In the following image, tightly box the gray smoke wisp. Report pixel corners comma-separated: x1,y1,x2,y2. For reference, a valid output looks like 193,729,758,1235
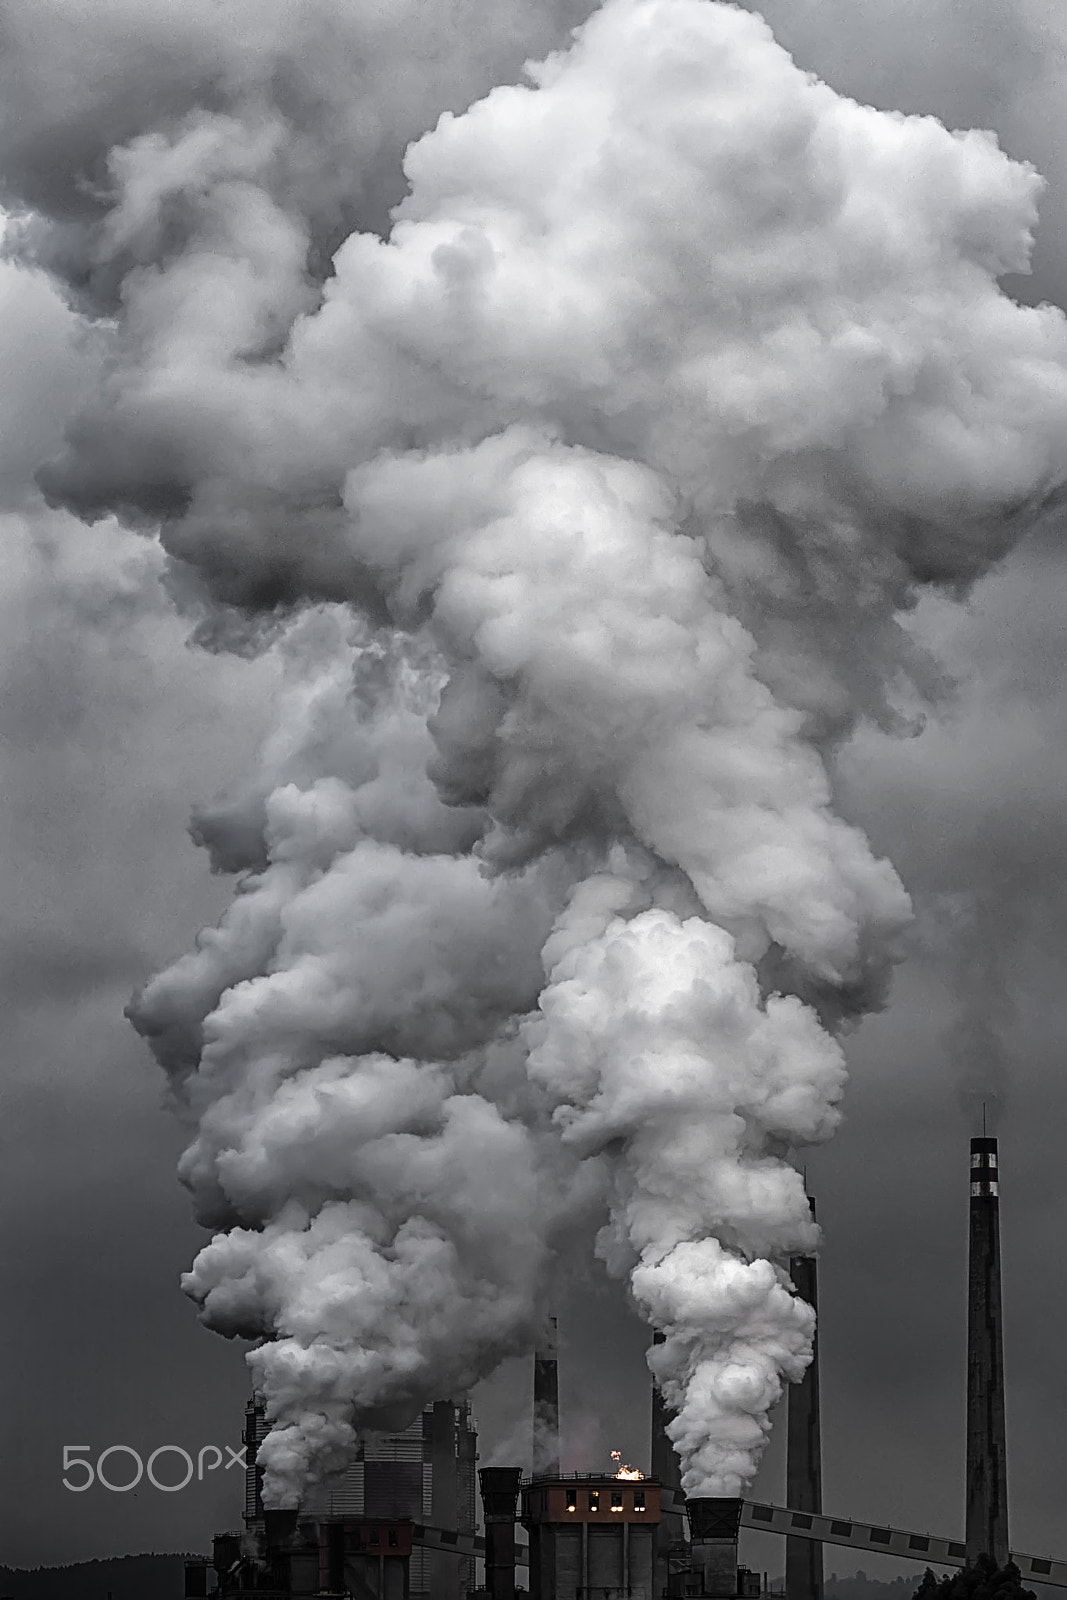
10,0,1067,1506
936,888,1017,1131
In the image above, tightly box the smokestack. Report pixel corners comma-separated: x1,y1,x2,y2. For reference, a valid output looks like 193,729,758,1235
966,1135,1009,1566
533,1314,560,1476
479,1465,522,1600
262,1507,299,1556
650,1330,681,1490
429,1400,461,1600
651,1328,685,1595
686,1496,743,1598
786,1197,823,1600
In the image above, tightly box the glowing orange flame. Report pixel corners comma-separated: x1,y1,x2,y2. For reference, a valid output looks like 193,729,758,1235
610,1450,645,1480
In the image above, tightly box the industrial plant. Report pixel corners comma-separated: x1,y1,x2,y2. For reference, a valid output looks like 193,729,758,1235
183,1138,1062,1600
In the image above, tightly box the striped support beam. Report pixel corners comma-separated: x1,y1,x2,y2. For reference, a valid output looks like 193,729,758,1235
657,1494,1067,1587
742,1502,967,1567
411,1524,531,1567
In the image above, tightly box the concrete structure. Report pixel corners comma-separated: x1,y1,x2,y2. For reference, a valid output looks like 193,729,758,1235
533,1316,561,1478
521,1473,661,1599
966,1135,1010,1566
480,1467,523,1600
651,1329,686,1596
426,1401,477,1600
671,1497,760,1599
786,1198,823,1600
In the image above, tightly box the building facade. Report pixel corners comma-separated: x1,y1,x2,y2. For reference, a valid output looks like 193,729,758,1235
244,1394,477,1600
520,1474,662,1600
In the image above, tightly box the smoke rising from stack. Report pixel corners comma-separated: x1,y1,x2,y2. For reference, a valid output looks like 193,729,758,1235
939,885,1026,1130
8,0,1067,1509
533,1315,561,1477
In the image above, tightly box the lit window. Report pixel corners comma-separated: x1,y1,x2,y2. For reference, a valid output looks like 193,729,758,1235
589,1491,600,1511
634,1489,645,1511
566,1488,577,1512
611,1490,623,1511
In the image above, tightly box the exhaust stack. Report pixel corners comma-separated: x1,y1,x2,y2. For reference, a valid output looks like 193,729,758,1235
480,1466,522,1600
262,1507,299,1559
533,1315,560,1477
686,1496,744,1598
429,1400,462,1600
966,1135,1009,1566
651,1328,685,1595
786,1196,823,1600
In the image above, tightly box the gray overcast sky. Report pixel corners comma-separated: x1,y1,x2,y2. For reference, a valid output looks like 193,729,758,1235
4,0,1067,1571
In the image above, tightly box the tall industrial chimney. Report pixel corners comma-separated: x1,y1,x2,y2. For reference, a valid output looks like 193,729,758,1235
786,1197,823,1600
479,1466,522,1600
966,1136,1009,1566
429,1400,461,1600
651,1328,685,1595
533,1314,560,1476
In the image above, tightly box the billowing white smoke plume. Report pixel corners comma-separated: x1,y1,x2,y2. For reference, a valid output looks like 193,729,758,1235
13,0,1067,1503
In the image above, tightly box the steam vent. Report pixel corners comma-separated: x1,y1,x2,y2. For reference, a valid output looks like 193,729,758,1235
966,1136,1010,1566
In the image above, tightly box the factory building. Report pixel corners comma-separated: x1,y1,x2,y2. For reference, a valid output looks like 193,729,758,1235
520,1470,661,1599
199,1509,416,1598
301,1399,477,1600
213,1395,477,1600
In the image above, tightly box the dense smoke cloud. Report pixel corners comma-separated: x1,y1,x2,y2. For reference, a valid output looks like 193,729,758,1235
9,0,1067,1506
0,0,595,266
740,0,1067,314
